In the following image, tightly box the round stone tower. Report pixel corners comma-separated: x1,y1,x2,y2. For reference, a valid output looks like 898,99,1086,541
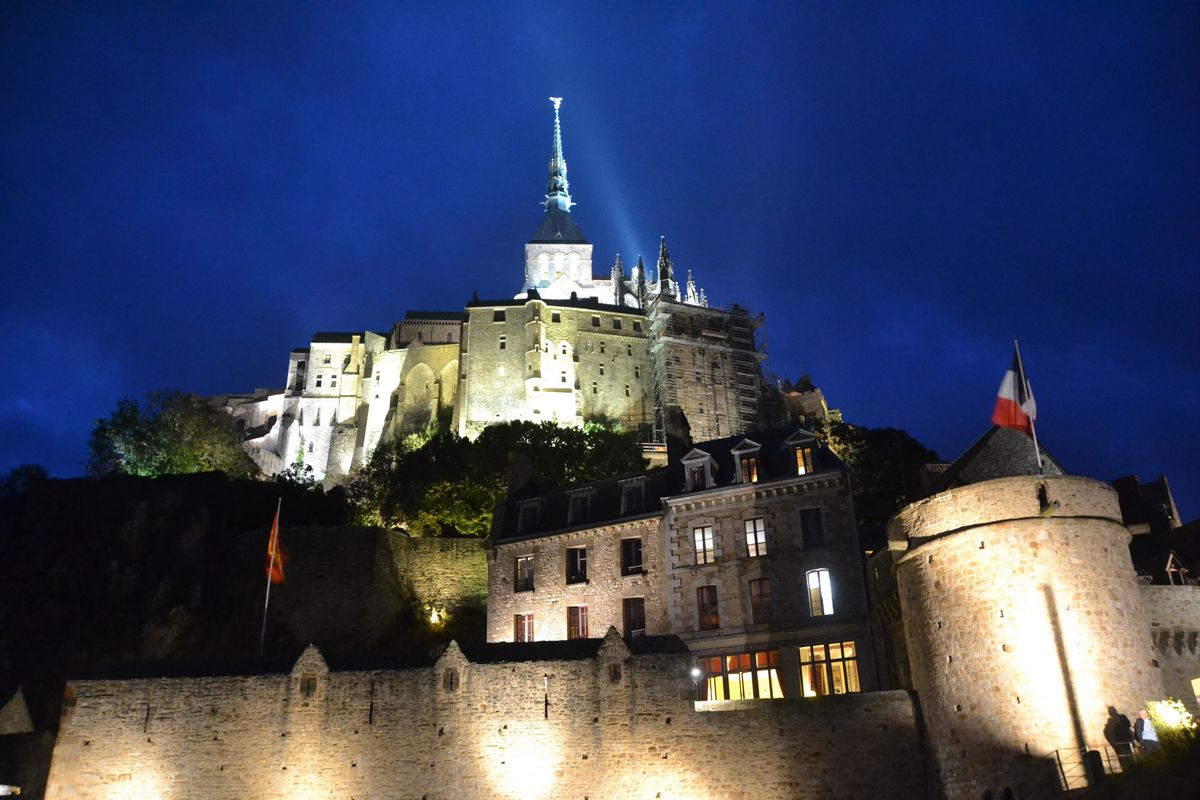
890,474,1163,798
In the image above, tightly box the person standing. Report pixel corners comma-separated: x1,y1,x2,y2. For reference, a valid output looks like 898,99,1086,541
1134,709,1160,754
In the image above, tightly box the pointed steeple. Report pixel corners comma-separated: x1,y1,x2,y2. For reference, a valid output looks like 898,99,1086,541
545,97,572,212
611,254,625,306
657,236,676,299
685,270,699,305
635,255,648,308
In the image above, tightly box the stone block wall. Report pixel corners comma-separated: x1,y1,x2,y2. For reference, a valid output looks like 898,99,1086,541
390,535,488,610
44,641,925,800
1141,584,1200,712
488,517,665,642
891,476,1164,800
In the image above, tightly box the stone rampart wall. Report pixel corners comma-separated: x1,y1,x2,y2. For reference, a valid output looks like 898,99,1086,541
44,646,924,800
1142,584,1200,712
389,535,488,609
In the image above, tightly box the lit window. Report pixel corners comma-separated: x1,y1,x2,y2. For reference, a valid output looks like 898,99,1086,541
493,310,506,322
796,447,815,475
693,526,715,565
613,319,622,330
591,315,600,328
745,518,767,557
739,454,758,484
799,641,861,697
801,509,825,549
499,336,506,350
633,321,642,333
566,546,588,584
807,568,834,617
623,597,646,637
750,578,773,624
696,651,782,701
697,585,719,630
567,493,590,524
514,555,534,592
514,613,534,642
621,538,643,575
567,606,589,639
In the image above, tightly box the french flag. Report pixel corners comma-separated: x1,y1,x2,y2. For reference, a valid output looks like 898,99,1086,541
992,346,1037,435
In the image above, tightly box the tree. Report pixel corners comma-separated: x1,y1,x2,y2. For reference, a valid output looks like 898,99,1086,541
88,390,258,479
0,463,49,498
346,419,645,536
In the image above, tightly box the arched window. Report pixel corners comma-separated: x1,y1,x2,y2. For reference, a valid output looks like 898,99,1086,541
553,252,565,278
806,569,834,617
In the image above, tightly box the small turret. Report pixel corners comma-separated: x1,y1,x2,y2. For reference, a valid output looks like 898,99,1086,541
610,254,626,306
656,236,676,299
635,255,648,308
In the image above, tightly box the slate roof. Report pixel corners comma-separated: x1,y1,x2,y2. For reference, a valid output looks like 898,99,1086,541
923,425,1064,497
311,332,359,344
458,634,688,664
529,206,588,244
494,426,843,544
404,310,467,322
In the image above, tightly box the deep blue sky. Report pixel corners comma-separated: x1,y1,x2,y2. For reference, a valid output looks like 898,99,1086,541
2,2,1197,517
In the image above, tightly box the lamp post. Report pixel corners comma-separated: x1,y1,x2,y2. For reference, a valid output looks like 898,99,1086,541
690,666,702,701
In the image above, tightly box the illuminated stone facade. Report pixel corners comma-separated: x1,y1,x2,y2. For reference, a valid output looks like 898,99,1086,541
886,475,1165,799
488,426,875,701
1142,584,1200,713
43,636,926,800
223,99,769,483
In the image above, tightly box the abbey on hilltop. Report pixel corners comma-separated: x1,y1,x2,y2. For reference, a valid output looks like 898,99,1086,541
222,98,776,482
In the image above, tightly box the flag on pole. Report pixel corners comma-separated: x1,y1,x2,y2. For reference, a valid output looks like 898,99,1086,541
992,345,1037,436
265,505,286,584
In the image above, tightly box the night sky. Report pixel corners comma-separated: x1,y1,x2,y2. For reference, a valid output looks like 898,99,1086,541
2,3,1197,517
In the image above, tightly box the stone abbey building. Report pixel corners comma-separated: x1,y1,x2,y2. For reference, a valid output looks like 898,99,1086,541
223,99,769,482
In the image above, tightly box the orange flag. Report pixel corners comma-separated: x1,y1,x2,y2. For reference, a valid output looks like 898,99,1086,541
265,506,286,584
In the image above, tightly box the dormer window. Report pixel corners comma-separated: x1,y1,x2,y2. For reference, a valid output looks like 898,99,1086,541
682,448,716,491
516,500,542,533
739,454,759,484
689,465,707,490
785,429,819,476
567,490,593,525
620,479,645,514
796,447,815,475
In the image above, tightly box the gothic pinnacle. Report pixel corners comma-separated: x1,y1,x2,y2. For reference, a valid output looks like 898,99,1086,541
545,96,572,212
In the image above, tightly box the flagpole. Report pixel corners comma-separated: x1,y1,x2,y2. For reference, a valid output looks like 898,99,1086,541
1013,339,1044,475
259,497,282,657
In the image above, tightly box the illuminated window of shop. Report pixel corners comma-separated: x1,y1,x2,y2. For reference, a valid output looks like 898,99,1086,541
745,517,767,557
807,568,834,617
696,650,782,701
567,605,589,639
798,641,861,697
693,526,715,565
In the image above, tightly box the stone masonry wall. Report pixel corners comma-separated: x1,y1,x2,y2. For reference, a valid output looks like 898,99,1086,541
1141,584,1200,712
488,517,665,642
44,642,925,800
390,535,488,610
891,476,1164,800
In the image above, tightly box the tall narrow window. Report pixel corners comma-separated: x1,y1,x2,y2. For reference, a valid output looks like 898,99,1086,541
688,465,708,491
599,341,606,354
517,502,540,533
567,606,589,639
634,365,641,379
620,482,643,514
807,568,834,617
599,364,605,376
561,370,567,383
514,613,534,642
566,546,588,584
623,597,646,637
568,493,590,524
592,381,598,394
625,383,630,397
693,526,715,565
795,446,815,475
620,538,643,575
800,509,825,549
697,585,719,630
739,454,759,484
514,555,534,592
799,641,861,697
315,375,323,388
626,343,633,356
745,518,767,557
499,335,506,350
750,578,773,624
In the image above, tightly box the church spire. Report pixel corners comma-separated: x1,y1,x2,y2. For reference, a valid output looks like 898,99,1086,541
657,236,676,299
545,97,573,212
611,253,625,305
